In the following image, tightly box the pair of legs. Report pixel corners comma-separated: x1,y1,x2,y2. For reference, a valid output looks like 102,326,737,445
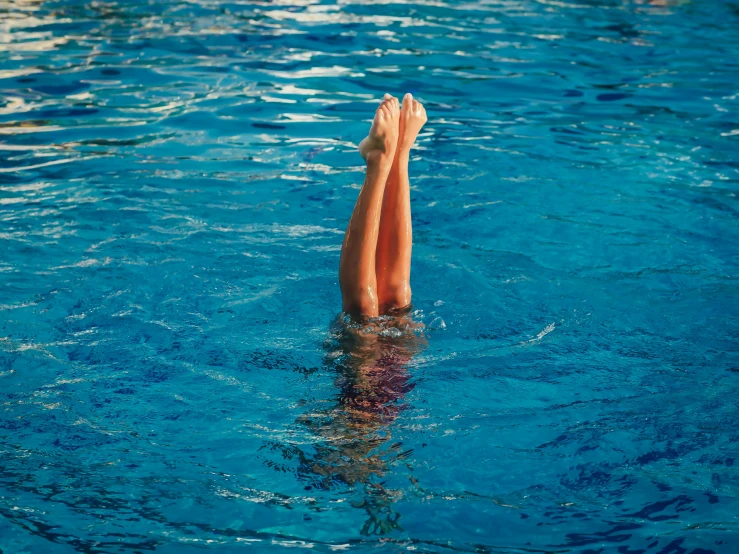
339,93,427,318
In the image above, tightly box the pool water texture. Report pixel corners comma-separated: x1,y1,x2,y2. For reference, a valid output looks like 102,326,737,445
1,0,738,552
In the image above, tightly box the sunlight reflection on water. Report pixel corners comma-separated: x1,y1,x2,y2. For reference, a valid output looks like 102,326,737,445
1,0,738,552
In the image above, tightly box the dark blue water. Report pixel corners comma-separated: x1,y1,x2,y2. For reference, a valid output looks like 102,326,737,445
1,0,739,552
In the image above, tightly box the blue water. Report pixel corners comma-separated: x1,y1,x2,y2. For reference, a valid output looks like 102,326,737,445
1,0,739,552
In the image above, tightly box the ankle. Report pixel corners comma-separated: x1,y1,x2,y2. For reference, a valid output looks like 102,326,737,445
367,150,395,168
391,151,410,171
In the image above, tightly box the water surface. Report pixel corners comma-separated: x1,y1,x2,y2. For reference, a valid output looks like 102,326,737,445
1,0,739,552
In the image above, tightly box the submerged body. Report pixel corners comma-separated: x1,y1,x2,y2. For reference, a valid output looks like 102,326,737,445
339,93,427,318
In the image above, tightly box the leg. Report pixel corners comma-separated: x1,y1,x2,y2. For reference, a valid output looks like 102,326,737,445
376,93,427,313
339,95,400,318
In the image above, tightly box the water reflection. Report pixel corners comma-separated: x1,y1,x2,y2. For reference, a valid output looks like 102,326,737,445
271,313,425,535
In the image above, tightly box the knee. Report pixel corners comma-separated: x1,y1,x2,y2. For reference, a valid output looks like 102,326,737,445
380,282,411,312
342,285,379,318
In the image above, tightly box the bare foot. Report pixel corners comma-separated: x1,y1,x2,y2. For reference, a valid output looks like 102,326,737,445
398,93,427,153
359,95,400,163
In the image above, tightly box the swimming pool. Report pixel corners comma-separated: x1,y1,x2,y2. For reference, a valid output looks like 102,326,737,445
1,0,738,551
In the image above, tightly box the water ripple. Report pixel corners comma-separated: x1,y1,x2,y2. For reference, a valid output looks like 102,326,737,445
1,0,738,552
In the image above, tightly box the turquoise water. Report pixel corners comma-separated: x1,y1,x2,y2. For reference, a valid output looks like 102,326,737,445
2,0,739,552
